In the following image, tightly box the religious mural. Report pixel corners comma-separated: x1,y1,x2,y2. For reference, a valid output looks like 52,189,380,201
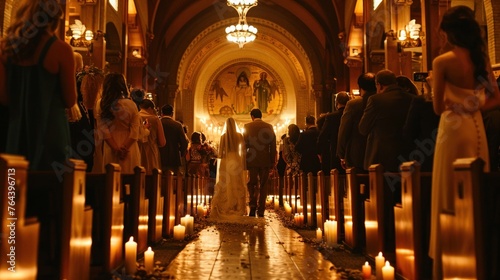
207,64,283,118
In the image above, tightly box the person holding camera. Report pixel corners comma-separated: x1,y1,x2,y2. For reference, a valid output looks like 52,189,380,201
427,6,500,279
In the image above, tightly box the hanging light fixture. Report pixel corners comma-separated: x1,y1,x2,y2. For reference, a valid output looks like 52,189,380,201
225,0,258,48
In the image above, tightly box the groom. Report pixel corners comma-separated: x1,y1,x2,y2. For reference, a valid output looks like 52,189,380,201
243,109,277,217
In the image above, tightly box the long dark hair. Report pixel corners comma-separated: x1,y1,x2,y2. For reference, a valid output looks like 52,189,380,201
439,6,488,83
100,73,128,121
287,124,301,145
0,0,63,59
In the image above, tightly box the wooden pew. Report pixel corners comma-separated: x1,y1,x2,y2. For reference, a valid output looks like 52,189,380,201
0,154,39,279
329,169,345,243
86,163,124,278
394,161,432,280
162,171,176,237
316,171,327,230
364,164,397,262
306,172,317,227
146,168,163,245
299,172,307,223
25,159,92,280
440,157,500,279
175,174,185,225
122,166,149,254
343,167,367,252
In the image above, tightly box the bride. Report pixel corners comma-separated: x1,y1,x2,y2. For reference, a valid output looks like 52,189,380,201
210,117,248,220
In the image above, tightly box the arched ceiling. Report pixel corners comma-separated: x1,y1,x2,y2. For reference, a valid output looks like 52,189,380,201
149,0,347,86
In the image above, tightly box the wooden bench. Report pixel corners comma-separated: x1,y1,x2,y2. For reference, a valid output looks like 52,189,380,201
316,171,327,230
440,157,500,279
146,168,164,245
86,163,124,278
122,166,149,254
329,169,345,243
162,171,176,237
394,161,432,280
306,172,317,227
364,164,397,262
25,159,92,280
0,154,40,279
344,167,367,252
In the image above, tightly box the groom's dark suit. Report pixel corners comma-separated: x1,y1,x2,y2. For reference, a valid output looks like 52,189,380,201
244,118,277,217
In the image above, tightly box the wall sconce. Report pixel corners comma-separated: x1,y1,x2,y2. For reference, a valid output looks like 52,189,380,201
352,89,360,96
352,48,359,56
132,49,142,58
398,19,422,48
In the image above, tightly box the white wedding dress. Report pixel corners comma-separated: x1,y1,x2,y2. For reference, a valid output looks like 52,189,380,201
210,118,249,221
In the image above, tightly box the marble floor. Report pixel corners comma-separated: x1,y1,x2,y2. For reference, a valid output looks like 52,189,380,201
161,212,340,279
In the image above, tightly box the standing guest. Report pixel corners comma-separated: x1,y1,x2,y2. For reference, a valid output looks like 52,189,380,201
318,91,350,174
358,69,414,172
283,123,302,176
243,108,277,217
397,75,419,95
69,53,95,172
0,0,76,171
337,73,377,172
186,132,208,176
295,115,321,175
427,6,500,279
139,99,166,174
276,134,287,206
159,104,189,175
94,73,141,174
403,80,440,172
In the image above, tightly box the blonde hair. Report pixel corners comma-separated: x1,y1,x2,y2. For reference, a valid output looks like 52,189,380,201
1,0,63,58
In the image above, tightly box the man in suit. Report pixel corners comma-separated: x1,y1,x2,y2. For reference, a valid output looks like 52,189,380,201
244,108,277,217
358,69,414,172
295,115,321,175
159,104,189,175
318,91,350,174
337,73,377,172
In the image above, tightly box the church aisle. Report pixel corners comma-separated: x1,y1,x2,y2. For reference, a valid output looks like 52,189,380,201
161,212,339,279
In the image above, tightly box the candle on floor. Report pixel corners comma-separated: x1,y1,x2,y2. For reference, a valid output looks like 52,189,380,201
316,228,322,241
382,261,394,280
362,261,372,279
181,214,194,235
125,236,137,275
173,224,185,240
197,204,204,217
144,246,154,273
375,252,385,280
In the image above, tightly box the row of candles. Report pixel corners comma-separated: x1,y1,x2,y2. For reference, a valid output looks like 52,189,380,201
359,252,395,280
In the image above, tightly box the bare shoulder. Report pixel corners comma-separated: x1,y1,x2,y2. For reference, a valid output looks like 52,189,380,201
49,39,74,58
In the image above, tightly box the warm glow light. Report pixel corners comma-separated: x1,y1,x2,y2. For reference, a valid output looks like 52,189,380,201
85,30,93,41
398,30,407,41
225,0,258,48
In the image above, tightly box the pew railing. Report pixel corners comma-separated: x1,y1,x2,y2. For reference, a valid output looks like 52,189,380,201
0,154,39,279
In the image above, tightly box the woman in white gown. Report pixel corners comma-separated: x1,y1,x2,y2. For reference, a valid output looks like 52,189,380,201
428,6,500,279
210,117,248,220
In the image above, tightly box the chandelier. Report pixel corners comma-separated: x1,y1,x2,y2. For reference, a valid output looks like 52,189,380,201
225,0,258,48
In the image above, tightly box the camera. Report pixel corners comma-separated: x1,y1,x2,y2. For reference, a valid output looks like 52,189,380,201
413,72,429,82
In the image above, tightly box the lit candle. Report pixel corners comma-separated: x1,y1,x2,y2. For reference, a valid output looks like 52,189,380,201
197,205,204,218
125,236,137,275
362,261,372,279
382,261,394,280
173,224,185,240
375,252,385,280
181,215,194,235
144,246,154,273
316,228,322,241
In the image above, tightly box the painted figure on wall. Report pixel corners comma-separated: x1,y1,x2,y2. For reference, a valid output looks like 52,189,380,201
253,72,272,113
232,70,254,114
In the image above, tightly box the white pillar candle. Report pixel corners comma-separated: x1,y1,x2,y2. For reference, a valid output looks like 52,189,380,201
382,261,394,280
197,205,204,217
125,236,137,275
362,261,372,279
375,252,385,280
173,224,185,240
316,228,322,241
186,215,194,235
144,246,154,273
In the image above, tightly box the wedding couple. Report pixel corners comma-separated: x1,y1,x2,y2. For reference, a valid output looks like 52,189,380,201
210,109,277,221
